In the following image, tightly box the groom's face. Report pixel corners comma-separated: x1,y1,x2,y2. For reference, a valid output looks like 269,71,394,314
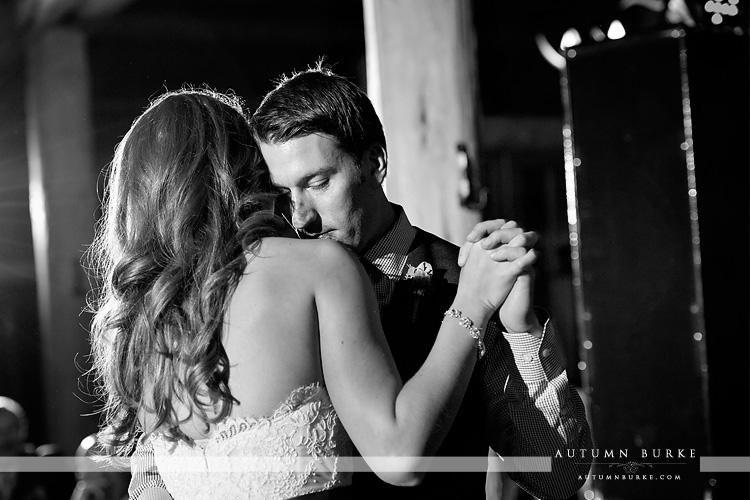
260,133,384,253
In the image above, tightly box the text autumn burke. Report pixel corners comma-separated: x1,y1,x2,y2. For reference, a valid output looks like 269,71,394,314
556,449,697,459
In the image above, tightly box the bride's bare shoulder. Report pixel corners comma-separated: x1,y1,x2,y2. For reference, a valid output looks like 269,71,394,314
250,237,357,274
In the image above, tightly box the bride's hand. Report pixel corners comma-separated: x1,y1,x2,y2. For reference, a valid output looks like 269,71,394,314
455,238,538,317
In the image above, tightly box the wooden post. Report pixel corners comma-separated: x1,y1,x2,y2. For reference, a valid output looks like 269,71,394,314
363,0,482,244
25,26,99,454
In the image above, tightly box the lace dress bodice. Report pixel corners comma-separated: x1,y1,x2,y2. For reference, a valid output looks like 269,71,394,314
148,383,353,500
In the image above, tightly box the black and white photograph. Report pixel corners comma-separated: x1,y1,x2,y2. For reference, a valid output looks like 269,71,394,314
0,1,747,499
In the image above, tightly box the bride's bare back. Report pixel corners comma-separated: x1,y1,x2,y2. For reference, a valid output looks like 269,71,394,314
222,237,345,419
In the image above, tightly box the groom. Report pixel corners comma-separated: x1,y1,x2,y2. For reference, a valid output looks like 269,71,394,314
250,65,592,499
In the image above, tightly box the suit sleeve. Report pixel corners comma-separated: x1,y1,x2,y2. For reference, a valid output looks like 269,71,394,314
481,314,593,500
128,434,172,500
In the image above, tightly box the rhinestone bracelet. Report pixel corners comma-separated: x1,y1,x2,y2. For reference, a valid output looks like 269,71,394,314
443,309,486,359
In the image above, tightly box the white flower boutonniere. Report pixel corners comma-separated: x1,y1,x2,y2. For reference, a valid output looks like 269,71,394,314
404,262,433,296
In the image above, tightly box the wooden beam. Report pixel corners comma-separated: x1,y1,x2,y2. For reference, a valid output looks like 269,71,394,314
364,0,483,244
26,26,99,453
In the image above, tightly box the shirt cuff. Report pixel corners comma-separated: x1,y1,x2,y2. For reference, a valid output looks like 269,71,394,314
503,319,564,383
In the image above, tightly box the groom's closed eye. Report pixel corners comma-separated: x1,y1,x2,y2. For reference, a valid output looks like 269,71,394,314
307,177,330,190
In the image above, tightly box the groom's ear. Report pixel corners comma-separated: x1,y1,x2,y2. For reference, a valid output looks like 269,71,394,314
361,143,387,186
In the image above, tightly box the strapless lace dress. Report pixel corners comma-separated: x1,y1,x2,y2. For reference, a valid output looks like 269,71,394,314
148,383,353,500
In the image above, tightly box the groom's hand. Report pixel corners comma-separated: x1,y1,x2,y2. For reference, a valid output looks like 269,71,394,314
458,219,543,337
458,219,539,267
499,267,542,336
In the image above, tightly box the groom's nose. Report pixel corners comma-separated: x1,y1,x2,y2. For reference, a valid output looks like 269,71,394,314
291,193,316,231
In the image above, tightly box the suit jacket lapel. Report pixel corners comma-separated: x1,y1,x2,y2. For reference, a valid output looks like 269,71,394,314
381,231,456,379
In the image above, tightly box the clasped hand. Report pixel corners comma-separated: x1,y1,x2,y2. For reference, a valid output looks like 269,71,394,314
458,220,543,337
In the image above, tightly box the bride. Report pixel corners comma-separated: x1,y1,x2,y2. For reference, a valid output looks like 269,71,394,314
88,88,537,500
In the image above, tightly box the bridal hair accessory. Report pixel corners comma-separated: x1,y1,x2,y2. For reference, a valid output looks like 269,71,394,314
443,309,486,359
404,262,433,296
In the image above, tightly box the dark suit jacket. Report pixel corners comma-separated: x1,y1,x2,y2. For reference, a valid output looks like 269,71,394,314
347,226,592,500
352,227,492,499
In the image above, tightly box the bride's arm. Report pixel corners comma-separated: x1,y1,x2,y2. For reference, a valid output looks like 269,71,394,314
314,239,535,486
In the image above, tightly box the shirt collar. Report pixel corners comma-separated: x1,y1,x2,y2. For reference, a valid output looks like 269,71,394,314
362,204,417,279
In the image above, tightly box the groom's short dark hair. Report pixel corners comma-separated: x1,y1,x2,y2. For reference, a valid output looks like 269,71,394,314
250,63,386,161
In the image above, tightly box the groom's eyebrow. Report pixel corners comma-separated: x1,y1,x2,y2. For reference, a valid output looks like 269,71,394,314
304,166,336,181
273,167,337,190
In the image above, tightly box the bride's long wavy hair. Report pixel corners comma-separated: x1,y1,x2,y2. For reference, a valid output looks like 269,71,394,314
87,88,285,453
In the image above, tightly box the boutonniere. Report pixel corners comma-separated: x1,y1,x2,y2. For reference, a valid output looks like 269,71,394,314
404,262,433,296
